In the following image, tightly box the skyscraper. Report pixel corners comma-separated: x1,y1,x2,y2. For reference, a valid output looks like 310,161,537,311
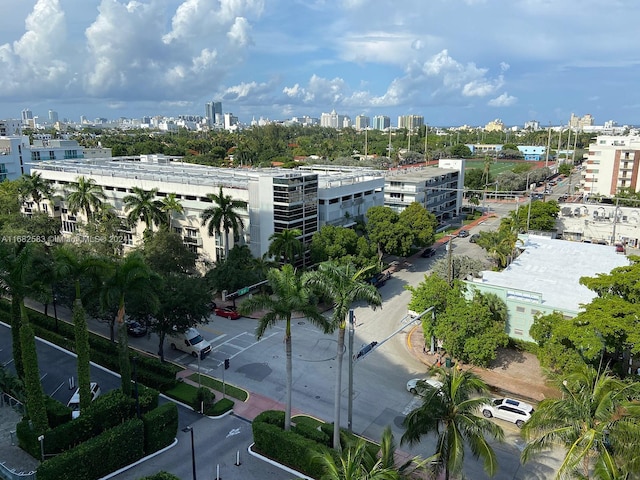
205,101,223,126
48,110,59,123
21,109,33,127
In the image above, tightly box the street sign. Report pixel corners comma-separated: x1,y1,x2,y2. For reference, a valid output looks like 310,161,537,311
237,287,250,296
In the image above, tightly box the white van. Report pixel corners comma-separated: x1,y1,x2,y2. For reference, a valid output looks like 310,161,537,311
68,382,101,419
167,327,212,359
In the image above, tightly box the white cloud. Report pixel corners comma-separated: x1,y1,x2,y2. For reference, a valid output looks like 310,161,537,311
488,92,517,107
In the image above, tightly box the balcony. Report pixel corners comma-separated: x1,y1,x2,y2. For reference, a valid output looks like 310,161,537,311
183,236,203,246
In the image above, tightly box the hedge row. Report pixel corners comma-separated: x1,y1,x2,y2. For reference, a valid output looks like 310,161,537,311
36,418,145,480
252,410,337,479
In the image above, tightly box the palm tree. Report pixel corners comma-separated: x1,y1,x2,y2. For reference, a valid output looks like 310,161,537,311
123,187,164,235
99,252,156,395
19,172,55,212
54,246,105,411
305,261,382,450
160,193,184,230
65,176,107,220
521,364,640,480
312,427,431,480
238,264,330,430
401,367,504,480
200,186,246,259
267,228,304,265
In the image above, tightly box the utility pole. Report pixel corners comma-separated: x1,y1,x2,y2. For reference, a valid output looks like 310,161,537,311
424,124,428,162
545,123,552,168
347,309,355,432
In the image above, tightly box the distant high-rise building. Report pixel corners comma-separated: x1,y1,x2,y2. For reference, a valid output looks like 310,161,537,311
205,101,223,126
397,115,424,130
321,109,349,129
484,119,505,132
355,115,370,131
569,113,594,129
224,112,238,130
80,115,87,124
373,115,390,131
21,109,33,127
48,110,58,123
524,120,540,130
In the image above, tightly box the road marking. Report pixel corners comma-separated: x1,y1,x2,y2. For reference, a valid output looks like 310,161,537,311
226,427,241,438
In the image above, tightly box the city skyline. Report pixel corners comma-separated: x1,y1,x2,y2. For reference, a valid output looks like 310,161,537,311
2,1,640,126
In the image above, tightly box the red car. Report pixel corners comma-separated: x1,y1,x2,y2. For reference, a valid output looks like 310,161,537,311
214,306,241,320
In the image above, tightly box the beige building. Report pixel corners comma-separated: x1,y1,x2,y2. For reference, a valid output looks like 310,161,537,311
484,119,505,132
581,135,640,197
570,113,595,129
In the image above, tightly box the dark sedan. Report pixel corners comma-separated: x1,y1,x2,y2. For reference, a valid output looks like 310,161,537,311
457,229,470,238
420,247,436,258
126,320,147,337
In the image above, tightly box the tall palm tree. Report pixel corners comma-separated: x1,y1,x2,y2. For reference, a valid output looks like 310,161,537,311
65,176,107,220
305,261,382,450
123,187,164,235
267,228,304,265
160,193,184,230
19,172,55,212
99,252,156,395
54,246,105,411
238,264,330,430
200,186,246,259
401,367,504,480
521,365,640,480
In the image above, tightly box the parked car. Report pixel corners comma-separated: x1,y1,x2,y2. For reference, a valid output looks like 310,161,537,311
469,234,480,243
67,382,101,419
480,397,533,428
368,272,391,288
420,247,436,258
406,377,443,396
355,341,378,360
126,320,147,337
615,244,626,253
214,306,241,320
457,229,470,238
167,327,212,358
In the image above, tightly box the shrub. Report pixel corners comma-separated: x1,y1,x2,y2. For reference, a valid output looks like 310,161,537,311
45,395,71,429
143,402,178,455
206,397,234,416
194,387,214,412
36,419,144,480
139,473,181,480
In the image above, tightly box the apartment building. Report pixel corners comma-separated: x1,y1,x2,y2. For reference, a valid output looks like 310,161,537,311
31,157,389,263
383,159,465,223
0,136,29,181
581,135,640,197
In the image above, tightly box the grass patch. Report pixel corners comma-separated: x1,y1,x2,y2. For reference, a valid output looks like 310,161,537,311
164,382,198,405
187,373,248,401
465,159,518,176
292,415,324,429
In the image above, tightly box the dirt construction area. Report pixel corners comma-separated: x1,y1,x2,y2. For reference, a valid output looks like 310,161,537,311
408,326,560,403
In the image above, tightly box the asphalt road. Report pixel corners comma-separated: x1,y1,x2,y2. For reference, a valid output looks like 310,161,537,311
12,203,564,479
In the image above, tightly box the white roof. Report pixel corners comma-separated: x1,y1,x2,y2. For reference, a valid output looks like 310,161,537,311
475,235,630,313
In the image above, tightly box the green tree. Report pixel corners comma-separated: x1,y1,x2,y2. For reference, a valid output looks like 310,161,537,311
0,242,49,432
54,246,105,411
200,186,246,259
305,261,382,450
366,206,414,264
238,264,330,430
401,368,504,480
464,168,488,191
141,229,197,276
76,203,124,257
65,176,107,220
450,144,472,158
398,202,438,247
123,187,164,235
19,172,55,212
159,193,184,230
267,228,304,265
558,163,573,176
100,252,156,395
431,255,486,282
521,365,640,479
205,245,266,295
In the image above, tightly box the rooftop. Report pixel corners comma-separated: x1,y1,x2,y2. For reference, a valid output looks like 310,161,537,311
473,235,630,313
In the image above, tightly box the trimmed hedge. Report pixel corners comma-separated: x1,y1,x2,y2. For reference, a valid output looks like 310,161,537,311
206,397,234,416
143,402,178,455
36,418,145,480
44,395,71,429
139,473,181,480
252,411,337,478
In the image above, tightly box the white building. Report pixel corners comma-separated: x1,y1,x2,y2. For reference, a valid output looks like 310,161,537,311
0,119,22,136
465,235,630,342
383,159,465,223
31,157,388,263
581,135,640,198
0,136,30,180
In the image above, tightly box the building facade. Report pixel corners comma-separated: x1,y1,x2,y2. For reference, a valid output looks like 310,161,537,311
581,135,640,198
397,115,424,130
465,235,629,342
383,159,465,222
372,115,390,131
355,115,370,131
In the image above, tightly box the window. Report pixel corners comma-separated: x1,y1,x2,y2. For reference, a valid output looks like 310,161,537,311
516,306,525,313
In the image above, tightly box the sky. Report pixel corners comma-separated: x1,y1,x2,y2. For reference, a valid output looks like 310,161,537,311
2,0,640,128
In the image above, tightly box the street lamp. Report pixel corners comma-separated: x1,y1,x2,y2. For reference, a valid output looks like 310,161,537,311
182,426,197,480
38,435,45,462
347,309,355,433
132,356,141,419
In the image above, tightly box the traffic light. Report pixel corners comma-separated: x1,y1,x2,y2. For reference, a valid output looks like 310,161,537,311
224,358,230,370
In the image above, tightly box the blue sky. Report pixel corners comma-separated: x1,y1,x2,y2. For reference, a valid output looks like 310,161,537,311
2,0,640,127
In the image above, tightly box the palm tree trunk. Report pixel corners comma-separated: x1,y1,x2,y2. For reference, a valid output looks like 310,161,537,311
333,324,346,450
284,332,293,431
117,300,132,396
224,230,230,259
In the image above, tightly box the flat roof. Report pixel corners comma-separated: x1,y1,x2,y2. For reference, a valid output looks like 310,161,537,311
474,235,630,312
